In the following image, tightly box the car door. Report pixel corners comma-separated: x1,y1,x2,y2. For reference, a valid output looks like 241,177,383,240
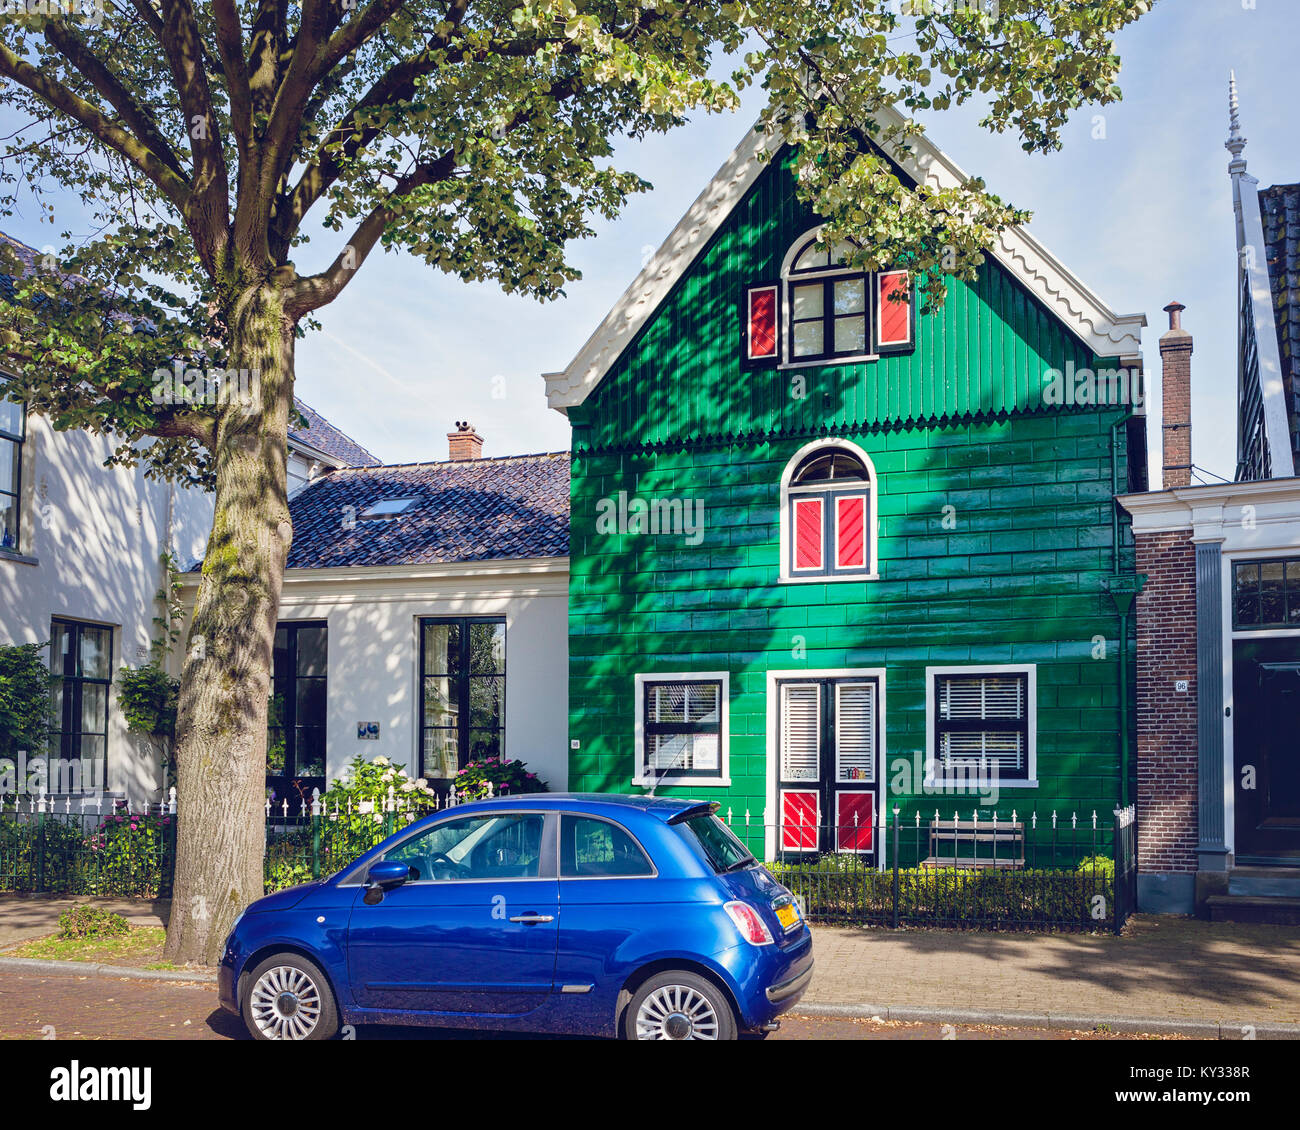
346,810,558,1015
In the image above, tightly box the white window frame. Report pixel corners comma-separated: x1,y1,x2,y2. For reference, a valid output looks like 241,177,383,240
779,438,880,584
924,664,1039,789
633,671,730,788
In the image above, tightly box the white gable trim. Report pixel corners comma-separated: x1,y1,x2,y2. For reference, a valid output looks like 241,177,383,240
544,107,1146,412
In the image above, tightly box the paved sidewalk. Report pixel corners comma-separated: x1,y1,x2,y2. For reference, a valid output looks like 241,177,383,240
3,897,1298,1031
805,916,1300,1029
0,894,169,947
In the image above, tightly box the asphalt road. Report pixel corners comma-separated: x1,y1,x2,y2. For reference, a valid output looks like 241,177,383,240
0,970,1173,1041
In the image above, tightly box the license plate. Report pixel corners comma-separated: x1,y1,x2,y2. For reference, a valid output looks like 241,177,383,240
775,902,800,931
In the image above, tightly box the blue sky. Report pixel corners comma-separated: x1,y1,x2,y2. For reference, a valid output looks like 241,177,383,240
3,0,1295,482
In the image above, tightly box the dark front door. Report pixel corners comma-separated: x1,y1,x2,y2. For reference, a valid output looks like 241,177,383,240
1234,639,1300,863
775,678,878,857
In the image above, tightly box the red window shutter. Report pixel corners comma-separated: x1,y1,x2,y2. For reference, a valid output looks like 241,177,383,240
877,271,911,347
792,497,824,570
747,286,778,359
781,789,820,852
835,495,867,569
835,791,874,853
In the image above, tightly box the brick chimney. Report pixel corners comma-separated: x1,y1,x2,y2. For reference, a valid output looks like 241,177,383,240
447,420,484,461
1159,302,1193,490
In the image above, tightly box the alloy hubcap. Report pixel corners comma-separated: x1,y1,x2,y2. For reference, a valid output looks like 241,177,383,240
635,985,720,1040
250,966,322,1040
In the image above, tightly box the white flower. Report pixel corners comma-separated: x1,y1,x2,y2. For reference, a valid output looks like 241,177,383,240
415,778,428,788
372,756,390,767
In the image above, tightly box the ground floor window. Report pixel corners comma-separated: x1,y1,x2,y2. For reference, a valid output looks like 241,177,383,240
267,621,328,802
420,617,505,782
925,665,1036,787
633,672,729,788
48,618,112,793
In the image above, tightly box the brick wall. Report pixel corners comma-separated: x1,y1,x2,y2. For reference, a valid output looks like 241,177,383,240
1134,529,1198,872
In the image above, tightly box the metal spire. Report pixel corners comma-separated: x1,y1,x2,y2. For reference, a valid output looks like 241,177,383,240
1226,70,1247,166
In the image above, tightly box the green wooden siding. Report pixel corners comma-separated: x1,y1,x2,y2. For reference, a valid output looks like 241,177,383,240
564,147,1140,860
570,150,1119,453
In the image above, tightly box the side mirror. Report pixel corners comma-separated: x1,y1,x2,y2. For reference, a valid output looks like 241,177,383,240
365,860,411,892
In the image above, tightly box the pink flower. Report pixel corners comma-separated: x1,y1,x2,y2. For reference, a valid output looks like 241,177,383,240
130,823,138,831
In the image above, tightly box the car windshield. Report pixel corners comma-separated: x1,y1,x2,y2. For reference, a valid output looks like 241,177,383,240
678,813,755,873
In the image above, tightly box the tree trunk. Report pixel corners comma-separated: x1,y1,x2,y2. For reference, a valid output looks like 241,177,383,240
163,283,294,966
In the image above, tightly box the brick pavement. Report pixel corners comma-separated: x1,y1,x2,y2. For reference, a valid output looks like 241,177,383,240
803,916,1300,1027
3,896,1298,1030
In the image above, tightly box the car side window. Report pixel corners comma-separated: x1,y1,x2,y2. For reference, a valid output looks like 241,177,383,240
560,815,654,878
386,813,544,882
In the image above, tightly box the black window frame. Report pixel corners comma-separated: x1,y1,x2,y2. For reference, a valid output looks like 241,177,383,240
48,618,113,789
1233,557,1300,630
787,271,871,364
266,620,329,801
639,678,724,783
0,387,26,553
931,670,1032,783
419,616,506,782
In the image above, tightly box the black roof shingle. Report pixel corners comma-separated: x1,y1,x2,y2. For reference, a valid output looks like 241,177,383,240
285,452,570,569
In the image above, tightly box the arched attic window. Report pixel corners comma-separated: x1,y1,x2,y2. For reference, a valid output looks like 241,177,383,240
743,230,915,367
780,441,878,582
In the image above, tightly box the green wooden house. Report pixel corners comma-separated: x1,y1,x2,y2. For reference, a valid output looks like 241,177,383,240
543,109,1150,866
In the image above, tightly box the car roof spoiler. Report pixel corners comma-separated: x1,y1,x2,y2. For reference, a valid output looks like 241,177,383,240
665,801,720,825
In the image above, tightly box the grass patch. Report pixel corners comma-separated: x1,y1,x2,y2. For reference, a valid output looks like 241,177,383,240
4,925,173,969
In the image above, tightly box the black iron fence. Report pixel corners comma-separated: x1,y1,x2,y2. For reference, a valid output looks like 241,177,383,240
719,805,1138,934
1,792,1139,934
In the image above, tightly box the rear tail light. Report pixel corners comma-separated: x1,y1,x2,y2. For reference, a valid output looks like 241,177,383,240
724,901,774,946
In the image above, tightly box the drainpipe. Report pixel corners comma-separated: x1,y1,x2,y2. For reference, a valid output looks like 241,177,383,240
1107,413,1146,812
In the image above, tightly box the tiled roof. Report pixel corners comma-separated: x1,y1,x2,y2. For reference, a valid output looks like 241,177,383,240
291,398,381,467
1260,182,1300,464
285,452,570,569
0,231,41,301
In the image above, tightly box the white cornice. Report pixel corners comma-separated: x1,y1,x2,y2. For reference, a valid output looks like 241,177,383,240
177,555,569,592
543,108,1147,412
1118,478,1300,537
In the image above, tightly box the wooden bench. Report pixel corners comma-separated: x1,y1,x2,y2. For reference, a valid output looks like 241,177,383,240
921,819,1025,870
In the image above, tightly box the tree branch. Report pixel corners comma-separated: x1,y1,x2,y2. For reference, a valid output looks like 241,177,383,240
211,0,253,161
41,21,188,181
284,148,456,316
157,0,231,272
0,42,191,211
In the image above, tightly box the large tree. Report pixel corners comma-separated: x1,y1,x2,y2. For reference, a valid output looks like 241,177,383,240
0,0,1151,962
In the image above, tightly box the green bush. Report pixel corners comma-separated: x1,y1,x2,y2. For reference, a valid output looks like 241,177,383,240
767,860,1115,929
1076,854,1115,879
58,903,130,939
116,661,179,739
454,756,548,800
0,642,53,760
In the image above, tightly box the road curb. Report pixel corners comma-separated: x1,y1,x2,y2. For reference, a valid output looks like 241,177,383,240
793,1001,1300,1040
0,955,217,984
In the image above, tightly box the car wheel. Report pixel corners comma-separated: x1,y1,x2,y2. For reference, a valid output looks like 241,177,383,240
242,954,339,1041
625,971,738,1041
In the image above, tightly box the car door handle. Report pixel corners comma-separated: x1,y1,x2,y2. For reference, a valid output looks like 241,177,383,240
508,913,554,924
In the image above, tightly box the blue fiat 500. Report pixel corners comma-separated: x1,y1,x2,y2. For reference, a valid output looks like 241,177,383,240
219,794,814,1040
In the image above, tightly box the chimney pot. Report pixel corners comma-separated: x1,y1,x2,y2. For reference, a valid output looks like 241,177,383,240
447,422,484,461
